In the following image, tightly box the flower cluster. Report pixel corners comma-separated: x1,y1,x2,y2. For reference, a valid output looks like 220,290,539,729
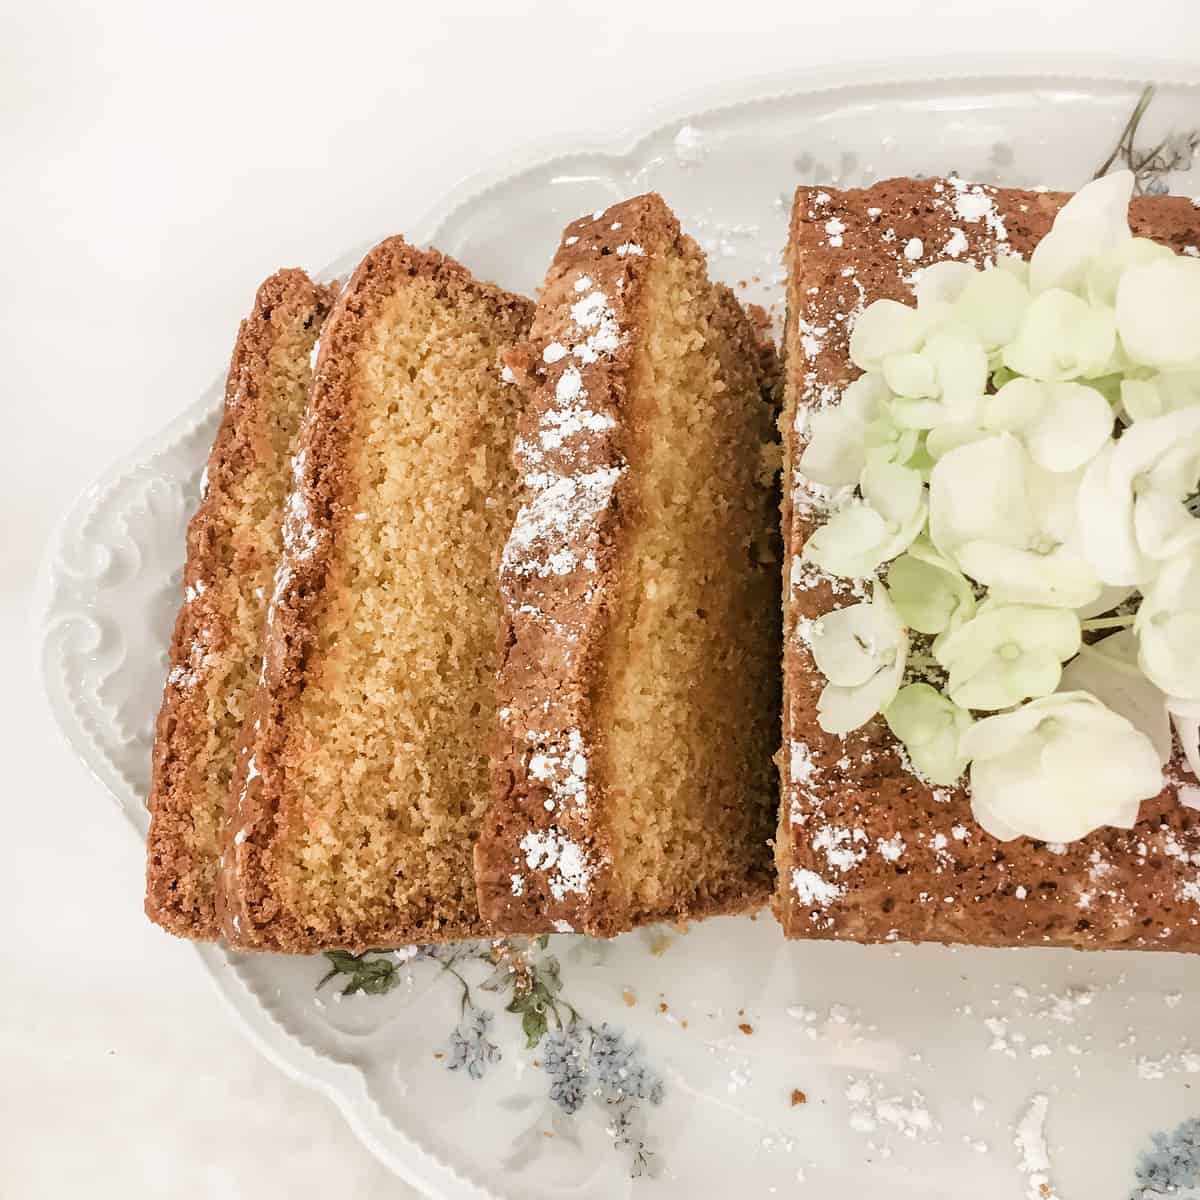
539,1022,664,1176
541,1025,590,1113
316,940,667,1180
448,1007,502,1080
800,169,1200,843
1132,1114,1200,1197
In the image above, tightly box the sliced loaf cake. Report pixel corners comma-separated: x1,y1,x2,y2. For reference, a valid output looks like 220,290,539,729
475,194,782,937
146,269,336,939
220,238,533,951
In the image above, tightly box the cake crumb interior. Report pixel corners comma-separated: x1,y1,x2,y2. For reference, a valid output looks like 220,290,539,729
277,281,525,940
601,246,781,921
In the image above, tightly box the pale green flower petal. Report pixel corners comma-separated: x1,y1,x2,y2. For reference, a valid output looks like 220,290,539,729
929,435,1099,607
1120,377,1164,423
818,666,901,737
1079,409,1200,579
925,422,989,461
1085,236,1175,307
802,502,889,579
1157,371,1200,414
1134,489,1200,561
1117,256,1200,370
935,603,1080,711
884,352,938,398
962,691,1161,843
983,377,1046,433
1022,382,1114,473
1003,290,1116,382
1136,550,1200,701
885,683,973,785
887,538,976,635
1028,170,1133,294
956,540,1100,610
811,601,889,688
1076,583,1135,619
1077,440,1149,586
849,299,923,372
1059,629,1173,764
915,261,977,307
956,268,1031,355
929,433,1031,563
994,252,1030,284
815,586,908,735
798,373,889,487
1173,713,1200,781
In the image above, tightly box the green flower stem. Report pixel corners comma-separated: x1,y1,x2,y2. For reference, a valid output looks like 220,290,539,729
1081,614,1136,632
1093,84,1154,181
436,958,475,1015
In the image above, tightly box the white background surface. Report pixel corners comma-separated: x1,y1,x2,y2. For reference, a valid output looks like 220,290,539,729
5,2,1200,1196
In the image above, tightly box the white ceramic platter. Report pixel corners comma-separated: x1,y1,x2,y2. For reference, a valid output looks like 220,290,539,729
40,60,1200,1200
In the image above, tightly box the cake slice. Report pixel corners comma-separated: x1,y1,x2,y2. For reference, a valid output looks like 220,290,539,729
474,194,782,937
145,269,337,939
777,177,1200,949
219,238,533,952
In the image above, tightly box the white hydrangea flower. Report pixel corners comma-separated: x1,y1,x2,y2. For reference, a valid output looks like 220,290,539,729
1116,256,1200,370
962,692,1163,843
813,585,908,735
933,601,1081,711
1002,289,1117,382
1077,408,1200,584
886,538,976,635
982,377,1114,473
1135,550,1200,702
929,433,1100,609
1028,169,1133,294
885,683,973,786
1058,629,1173,764
803,461,927,579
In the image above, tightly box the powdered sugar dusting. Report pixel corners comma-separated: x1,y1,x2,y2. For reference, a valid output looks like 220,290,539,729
526,728,590,814
266,444,323,630
845,1075,937,1144
813,825,868,874
673,124,707,166
503,468,622,582
500,231,638,913
519,829,593,901
1014,1094,1059,1200
791,868,845,912
949,177,1009,243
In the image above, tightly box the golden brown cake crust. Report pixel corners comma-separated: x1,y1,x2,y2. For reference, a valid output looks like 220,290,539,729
475,195,781,937
145,269,336,940
218,238,533,953
776,177,1200,949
